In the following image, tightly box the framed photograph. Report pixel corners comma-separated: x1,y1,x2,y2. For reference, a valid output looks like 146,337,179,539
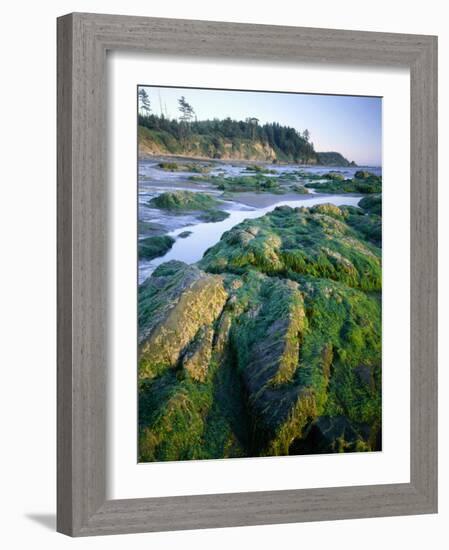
57,13,438,536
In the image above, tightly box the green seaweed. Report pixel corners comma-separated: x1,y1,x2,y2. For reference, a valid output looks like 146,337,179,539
138,202,382,460
138,235,175,260
306,172,381,194
149,190,221,211
190,173,282,193
157,161,211,173
149,191,229,222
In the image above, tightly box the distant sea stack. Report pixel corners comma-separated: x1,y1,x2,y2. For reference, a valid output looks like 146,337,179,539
316,151,357,167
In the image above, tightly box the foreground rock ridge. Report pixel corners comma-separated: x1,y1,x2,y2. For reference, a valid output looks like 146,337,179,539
138,201,382,461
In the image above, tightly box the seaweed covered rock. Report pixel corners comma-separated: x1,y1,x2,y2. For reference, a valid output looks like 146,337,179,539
138,235,175,260
138,261,228,380
290,184,310,194
198,209,229,222
157,161,211,173
359,194,382,215
138,203,382,461
228,273,311,454
245,164,276,174
149,190,230,223
199,205,381,292
190,173,281,193
290,416,372,454
305,171,381,194
340,197,382,246
354,170,371,179
149,190,221,211
139,373,215,462
323,172,345,181
222,269,381,456
181,326,214,382
138,297,247,461
231,275,305,391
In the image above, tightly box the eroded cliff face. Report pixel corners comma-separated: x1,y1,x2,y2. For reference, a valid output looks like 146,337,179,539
138,203,382,462
138,126,322,164
138,130,278,161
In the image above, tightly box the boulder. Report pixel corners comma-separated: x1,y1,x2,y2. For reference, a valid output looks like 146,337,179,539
138,261,228,380
138,201,382,461
138,235,175,260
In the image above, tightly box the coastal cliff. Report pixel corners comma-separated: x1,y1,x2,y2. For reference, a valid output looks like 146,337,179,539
138,117,356,166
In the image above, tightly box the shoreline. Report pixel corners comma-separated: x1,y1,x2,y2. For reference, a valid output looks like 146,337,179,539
139,192,363,284
140,178,363,209
221,190,362,208
140,179,363,209
138,157,378,282
138,153,373,169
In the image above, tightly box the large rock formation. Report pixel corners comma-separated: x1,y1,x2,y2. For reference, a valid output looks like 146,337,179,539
138,205,382,461
138,261,228,380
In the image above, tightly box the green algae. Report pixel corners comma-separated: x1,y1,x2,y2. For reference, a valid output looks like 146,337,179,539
198,210,230,222
190,173,282,193
306,172,381,194
157,161,211,173
148,190,230,223
149,190,221,211
199,204,381,292
359,194,382,215
138,202,382,460
138,235,175,260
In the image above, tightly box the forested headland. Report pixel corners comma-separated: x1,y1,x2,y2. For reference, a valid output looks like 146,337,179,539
138,91,356,165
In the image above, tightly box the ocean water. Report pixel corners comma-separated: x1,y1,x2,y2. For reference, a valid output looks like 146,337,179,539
138,160,378,284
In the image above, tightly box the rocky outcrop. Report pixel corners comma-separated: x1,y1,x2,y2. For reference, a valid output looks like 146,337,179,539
138,205,382,461
306,171,381,194
138,235,175,260
316,151,355,166
359,194,382,215
199,204,381,292
149,191,230,223
138,261,228,380
230,276,307,435
149,190,220,211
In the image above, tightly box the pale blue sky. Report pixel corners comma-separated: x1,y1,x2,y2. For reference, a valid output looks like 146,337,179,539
139,86,382,166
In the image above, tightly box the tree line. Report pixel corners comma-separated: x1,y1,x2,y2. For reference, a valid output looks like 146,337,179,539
138,88,316,162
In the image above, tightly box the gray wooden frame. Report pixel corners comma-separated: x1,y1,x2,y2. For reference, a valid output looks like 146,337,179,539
57,12,438,537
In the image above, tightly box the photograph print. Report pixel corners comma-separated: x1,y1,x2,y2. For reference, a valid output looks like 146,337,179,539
137,86,382,462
